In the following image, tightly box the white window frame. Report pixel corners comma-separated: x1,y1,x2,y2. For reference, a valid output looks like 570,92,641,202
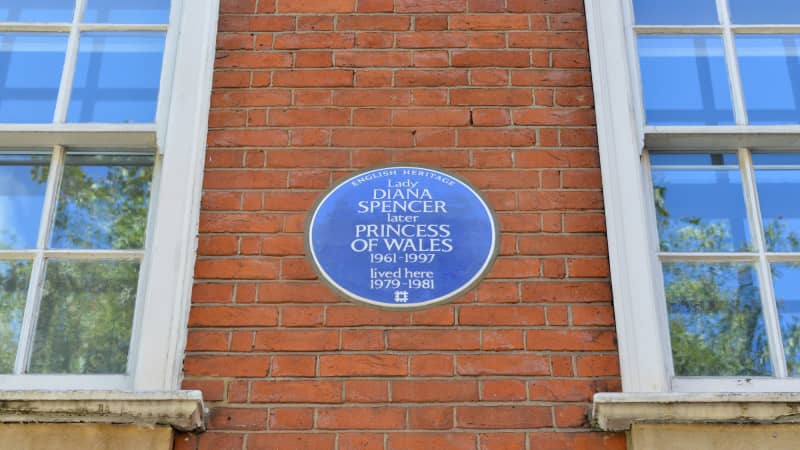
585,0,800,393
0,0,219,391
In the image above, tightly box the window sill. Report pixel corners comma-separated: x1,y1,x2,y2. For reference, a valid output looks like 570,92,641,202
593,392,800,431
0,390,205,432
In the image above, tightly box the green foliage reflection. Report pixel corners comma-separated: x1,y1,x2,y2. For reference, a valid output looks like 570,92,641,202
0,154,152,374
665,261,771,376
48,155,153,250
0,261,31,373
29,260,138,374
657,181,800,377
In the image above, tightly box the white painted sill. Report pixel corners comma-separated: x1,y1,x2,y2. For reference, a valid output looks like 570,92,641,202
0,390,205,432
593,393,800,432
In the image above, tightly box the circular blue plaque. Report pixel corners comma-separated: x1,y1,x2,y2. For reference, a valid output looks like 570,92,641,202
306,166,498,310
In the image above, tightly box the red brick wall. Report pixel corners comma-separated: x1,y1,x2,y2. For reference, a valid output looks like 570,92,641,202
176,0,624,448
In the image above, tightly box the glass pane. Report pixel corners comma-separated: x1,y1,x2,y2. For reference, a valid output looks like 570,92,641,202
736,35,800,125
752,153,800,165
51,154,153,250
633,0,717,25
0,0,74,22
67,32,165,123
754,158,800,252
650,152,738,166
651,157,751,252
0,154,50,249
772,263,800,376
0,33,68,123
664,262,771,376
0,260,31,373
638,35,735,125
729,0,800,24
29,259,139,374
84,0,170,24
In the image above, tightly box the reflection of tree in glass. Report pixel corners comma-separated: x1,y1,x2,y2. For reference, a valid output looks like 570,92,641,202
665,261,770,376
42,156,152,249
657,183,800,376
764,218,800,252
764,218,800,376
0,261,31,373
0,157,153,374
0,159,49,249
29,260,138,374
770,262,800,376
653,181,753,252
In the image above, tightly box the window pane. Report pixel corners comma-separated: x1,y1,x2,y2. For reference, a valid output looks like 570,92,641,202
84,0,170,24
772,263,800,376
0,260,31,373
737,35,800,125
29,259,138,374
638,35,734,125
651,158,751,252
729,0,800,24
752,153,800,165
0,0,74,22
650,152,738,166
67,32,165,123
50,154,153,250
0,33,68,123
754,158,800,252
633,0,717,25
0,154,50,249
664,262,771,376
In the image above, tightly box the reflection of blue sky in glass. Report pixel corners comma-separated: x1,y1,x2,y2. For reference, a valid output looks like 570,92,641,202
771,263,800,375
633,0,717,25
0,260,31,373
67,32,165,123
651,154,750,252
0,0,171,24
753,153,800,165
0,155,49,249
0,33,67,123
84,0,170,24
737,35,800,125
50,154,153,250
729,0,800,25
638,35,734,125
650,153,739,166
0,0,74,22
663,262,771,376
754,159,800,251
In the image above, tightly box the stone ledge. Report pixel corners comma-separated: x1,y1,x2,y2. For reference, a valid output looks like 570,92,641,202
593,392,800,432
0,390,205,432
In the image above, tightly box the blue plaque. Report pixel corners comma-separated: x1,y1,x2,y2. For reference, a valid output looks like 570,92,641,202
306,166,498,310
